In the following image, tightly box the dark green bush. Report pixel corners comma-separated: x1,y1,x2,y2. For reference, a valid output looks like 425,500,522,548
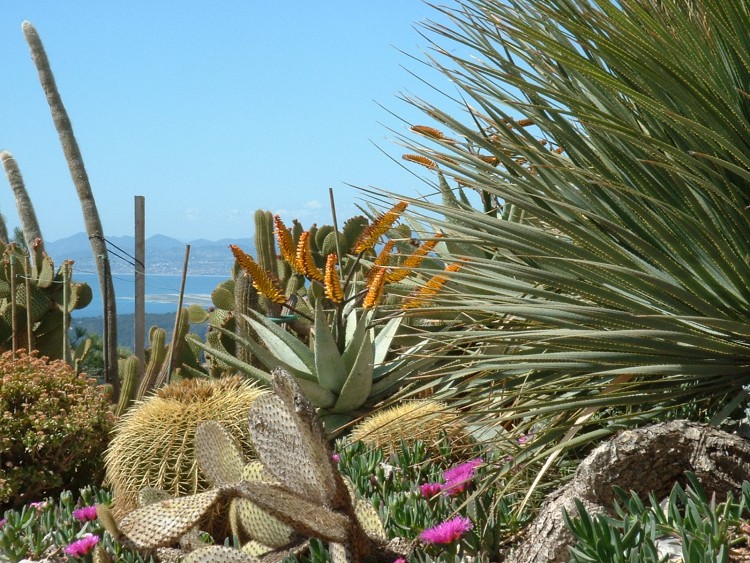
0,350,113,510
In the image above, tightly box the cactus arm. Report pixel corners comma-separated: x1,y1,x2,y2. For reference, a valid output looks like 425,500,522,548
115,356,138,416
1,151,44,258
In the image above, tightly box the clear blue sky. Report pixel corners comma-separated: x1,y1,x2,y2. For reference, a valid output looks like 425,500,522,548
0,2,454,242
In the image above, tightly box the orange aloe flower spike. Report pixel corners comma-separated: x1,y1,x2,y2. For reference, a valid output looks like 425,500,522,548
385,234,443,284
296,231,324,282
363,268,387,310
274,215,297,268
353,201,408,254
324,253,344,303
230,244,286,304
402,260,464,309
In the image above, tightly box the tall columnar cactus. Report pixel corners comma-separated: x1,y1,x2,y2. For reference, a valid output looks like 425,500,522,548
23,21,119,399
0,151,44,263
98,369,406,562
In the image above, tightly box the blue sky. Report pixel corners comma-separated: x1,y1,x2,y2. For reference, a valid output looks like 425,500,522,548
0,2,454,242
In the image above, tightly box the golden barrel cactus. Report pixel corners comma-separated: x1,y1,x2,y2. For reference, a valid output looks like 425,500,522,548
348,400,471,454
104,376,265,518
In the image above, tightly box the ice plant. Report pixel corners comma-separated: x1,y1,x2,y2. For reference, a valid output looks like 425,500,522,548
420,482,443,498
420,515,473,544
443,458,482,496
64,533,100,557
72,505,98,522
0,517,6,528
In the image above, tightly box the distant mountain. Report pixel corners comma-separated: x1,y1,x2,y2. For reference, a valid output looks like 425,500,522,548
45,233,254,276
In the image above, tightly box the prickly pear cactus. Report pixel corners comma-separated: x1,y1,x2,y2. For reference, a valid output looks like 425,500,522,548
0,243,92,359
106,368,407,562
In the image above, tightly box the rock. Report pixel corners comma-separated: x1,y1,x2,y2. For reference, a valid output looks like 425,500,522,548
508,420,750,562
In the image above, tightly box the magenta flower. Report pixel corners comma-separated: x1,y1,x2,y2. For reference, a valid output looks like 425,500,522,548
28,501,46,511
442,458,482,495
420,515,474,544
0,517,6,528
518,432,535,444
72,505,98,522
331,454,341,463
420,482,443,498
64,534,100,557
393,559,407,563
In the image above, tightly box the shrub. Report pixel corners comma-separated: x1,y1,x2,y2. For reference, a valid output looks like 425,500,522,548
0,350,114,510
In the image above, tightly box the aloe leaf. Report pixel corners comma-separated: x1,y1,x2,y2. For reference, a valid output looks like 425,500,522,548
332,330,374,413
242,310,314,374
187,334,273,385
313,301,348,392
209,324,315,382
341,309,370,373
372,316,402,367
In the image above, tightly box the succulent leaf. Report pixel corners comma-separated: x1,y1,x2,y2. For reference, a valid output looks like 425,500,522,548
118,488,226,549
194,421,245,486
236,481,350,543
313,301,347,392
332,330,374,413
182,546,259,563
242,309,314,373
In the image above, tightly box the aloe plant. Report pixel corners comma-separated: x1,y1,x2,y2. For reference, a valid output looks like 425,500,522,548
189,207,450,429
191,303,435,431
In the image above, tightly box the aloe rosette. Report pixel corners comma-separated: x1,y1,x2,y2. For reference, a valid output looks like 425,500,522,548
190,302,434,430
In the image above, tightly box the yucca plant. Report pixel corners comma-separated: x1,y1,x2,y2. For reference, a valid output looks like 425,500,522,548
387,0,750,503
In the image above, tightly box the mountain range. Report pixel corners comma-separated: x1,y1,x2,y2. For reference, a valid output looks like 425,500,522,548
45,233,255,276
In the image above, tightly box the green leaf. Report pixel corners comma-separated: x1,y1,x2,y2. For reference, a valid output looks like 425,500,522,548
313,301,348,392
242,309,314,374
332,330,374,413
341,308,370,373
372,316,402,367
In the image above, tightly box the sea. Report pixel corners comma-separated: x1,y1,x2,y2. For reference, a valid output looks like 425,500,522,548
71,273,229,318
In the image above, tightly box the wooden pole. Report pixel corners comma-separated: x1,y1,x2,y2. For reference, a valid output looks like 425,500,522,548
62,261,70,362
101,254,109,380
134,196,146,389
10,257,16,357
23,253,32,353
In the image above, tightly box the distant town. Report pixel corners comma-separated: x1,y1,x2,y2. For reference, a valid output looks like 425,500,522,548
45,232,254,276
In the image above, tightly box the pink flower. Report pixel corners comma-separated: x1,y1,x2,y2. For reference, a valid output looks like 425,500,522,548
442,458,482,495
64,534,100,557
394,559,407,563
0,517,6,528
72,505,98,522
28,501,46,511
331,454,341,463
420,482,443,498
420,515,473,544
518,432,534,444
